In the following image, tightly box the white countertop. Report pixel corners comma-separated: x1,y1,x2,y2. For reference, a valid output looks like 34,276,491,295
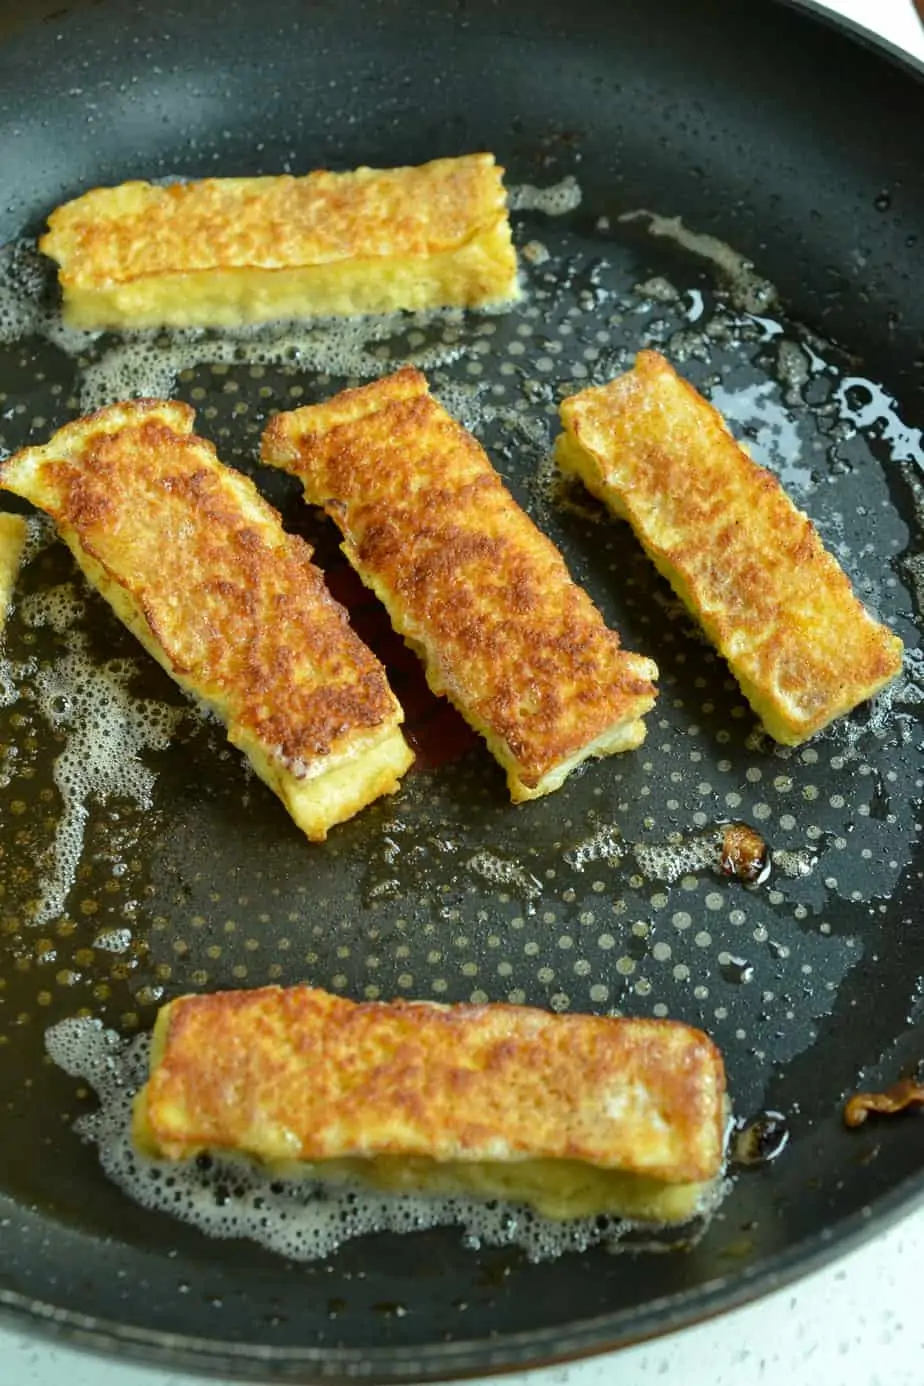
4,2,924,1384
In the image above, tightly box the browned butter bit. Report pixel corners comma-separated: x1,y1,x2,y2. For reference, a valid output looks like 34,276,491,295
720,822,771,885
731,1110,790,1166
843,1077,924,1128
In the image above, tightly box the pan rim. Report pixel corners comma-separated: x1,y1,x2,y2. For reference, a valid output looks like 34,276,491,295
779,0,924,77
0,0,923,1379
1,1171,922,1380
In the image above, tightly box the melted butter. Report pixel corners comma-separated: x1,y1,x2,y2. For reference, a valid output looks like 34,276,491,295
465,850,543,908
566,821,779,888
507,178,582,215
29,630,183,925
708,378,811,493
77,312,470,413
834,376,923,466
618,210,778,315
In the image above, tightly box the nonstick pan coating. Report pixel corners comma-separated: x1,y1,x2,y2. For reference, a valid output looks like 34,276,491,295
0,0,923,1379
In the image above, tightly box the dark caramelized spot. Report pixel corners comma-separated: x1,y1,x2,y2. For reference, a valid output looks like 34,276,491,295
843,1076,924,1128
732,1111,790,1166
720,822,770,885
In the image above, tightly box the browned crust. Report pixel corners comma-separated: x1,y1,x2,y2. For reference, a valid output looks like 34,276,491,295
0,399,403,768
262,368,658,791
558,351,903,743
140,985,727,1183
41,155,512,288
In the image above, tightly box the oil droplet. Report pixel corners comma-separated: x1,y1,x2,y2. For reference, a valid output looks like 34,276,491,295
732,1111,791,1166
719,954,755,985
873,191,892,212
373,1301,408,1319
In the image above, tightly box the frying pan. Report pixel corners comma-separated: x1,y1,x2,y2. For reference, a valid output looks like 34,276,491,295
1,0,923,1379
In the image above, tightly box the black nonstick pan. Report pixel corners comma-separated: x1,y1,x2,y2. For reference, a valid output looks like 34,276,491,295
1,0,923,1379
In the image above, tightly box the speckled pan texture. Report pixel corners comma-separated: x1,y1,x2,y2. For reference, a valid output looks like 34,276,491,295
0,0,923,1380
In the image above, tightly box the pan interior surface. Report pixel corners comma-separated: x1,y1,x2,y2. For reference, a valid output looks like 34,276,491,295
0,0,923,1378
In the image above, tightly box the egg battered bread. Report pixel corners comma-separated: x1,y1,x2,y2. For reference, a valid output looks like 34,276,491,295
557,351,903,745
262,368,658,802
133,984,727,1223
40,154,520,330
0,401,413,839
0,511,27,635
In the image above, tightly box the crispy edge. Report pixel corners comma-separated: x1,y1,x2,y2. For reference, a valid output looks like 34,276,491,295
0,511,28,635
